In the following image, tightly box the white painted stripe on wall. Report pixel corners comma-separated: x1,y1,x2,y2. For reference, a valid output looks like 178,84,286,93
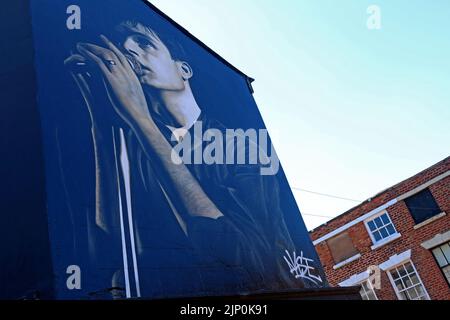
119,129,141,298
112,128,131,298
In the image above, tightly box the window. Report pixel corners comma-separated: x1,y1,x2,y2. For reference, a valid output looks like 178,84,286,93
327,232,359,265
404,189,441,224
388,261,429,300
366,212,398,243
359,280,378,300
431,242,450,286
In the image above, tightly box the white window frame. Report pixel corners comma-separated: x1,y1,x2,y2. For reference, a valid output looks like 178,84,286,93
386,260,430,300
431,241,450,286
364,210,401,250
358,279,378,300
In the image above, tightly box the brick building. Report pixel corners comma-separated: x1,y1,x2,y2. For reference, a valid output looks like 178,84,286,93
310,157,450,300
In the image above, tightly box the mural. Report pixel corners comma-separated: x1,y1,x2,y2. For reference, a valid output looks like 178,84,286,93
30,0,327,299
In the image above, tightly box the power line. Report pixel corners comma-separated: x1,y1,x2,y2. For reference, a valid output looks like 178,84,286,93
291,187,363,203
301,212,336,219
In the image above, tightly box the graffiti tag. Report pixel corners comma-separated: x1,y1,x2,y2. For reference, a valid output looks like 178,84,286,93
283,250,323,285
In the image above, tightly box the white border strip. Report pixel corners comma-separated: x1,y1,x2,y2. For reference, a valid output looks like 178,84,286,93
339,270,370,287
379,249,411,271
421,230,450,249
113,128,131,299
119,129,141,298
333,253,361,270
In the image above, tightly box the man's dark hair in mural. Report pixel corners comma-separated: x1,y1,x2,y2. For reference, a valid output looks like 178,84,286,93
65,20,322,298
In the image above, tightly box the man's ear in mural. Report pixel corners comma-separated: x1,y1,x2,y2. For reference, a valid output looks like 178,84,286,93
178,61,193,81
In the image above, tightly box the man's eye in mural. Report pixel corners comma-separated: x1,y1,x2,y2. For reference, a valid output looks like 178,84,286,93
132,35,157,51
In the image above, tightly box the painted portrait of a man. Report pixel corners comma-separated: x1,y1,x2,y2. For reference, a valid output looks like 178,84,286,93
62,19,324,298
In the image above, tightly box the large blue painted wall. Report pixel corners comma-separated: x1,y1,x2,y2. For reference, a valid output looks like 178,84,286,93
0,0,328,300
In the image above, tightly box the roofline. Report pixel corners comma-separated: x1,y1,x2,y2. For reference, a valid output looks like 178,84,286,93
309,156,450,234
143,0,255,84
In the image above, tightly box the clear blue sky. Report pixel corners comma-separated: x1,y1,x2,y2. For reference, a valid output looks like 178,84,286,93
150,0,450,230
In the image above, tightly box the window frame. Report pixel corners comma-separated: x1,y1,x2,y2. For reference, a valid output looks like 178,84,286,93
358,279,378,300
430,241,450,287
364,210,400,247
386,260,430,300
327,232,360,266
404,188,442,225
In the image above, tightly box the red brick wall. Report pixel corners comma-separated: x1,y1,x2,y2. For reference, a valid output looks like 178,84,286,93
310,158,450,300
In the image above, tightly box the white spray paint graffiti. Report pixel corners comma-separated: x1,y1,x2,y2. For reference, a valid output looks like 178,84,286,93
283,250,323,285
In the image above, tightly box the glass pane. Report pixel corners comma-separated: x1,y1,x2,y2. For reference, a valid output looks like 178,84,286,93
398,266,408,278
405,262,415,274
407,288,418,300
404,276,413,288
380,228,389,239
375,217,383,228
409,273,420,285
386,224,396,235
381,214,390,224
433,248,448,267
398,291,407,300
415,285,425,298
361,282,369,291
443,266,450,284
391,269,401,280
374,231,382,242
394,279,404,290
368,220,376,232
441,244,450,262
367,291,377,300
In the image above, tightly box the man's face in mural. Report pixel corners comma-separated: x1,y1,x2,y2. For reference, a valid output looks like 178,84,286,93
122,29,189,91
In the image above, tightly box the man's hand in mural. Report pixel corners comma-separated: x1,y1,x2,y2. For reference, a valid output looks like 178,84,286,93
64,53,100,126
75,35,223,224
76,35,151,123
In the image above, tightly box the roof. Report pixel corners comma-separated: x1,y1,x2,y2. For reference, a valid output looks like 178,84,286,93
310,156,450,233
144,0,255,84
